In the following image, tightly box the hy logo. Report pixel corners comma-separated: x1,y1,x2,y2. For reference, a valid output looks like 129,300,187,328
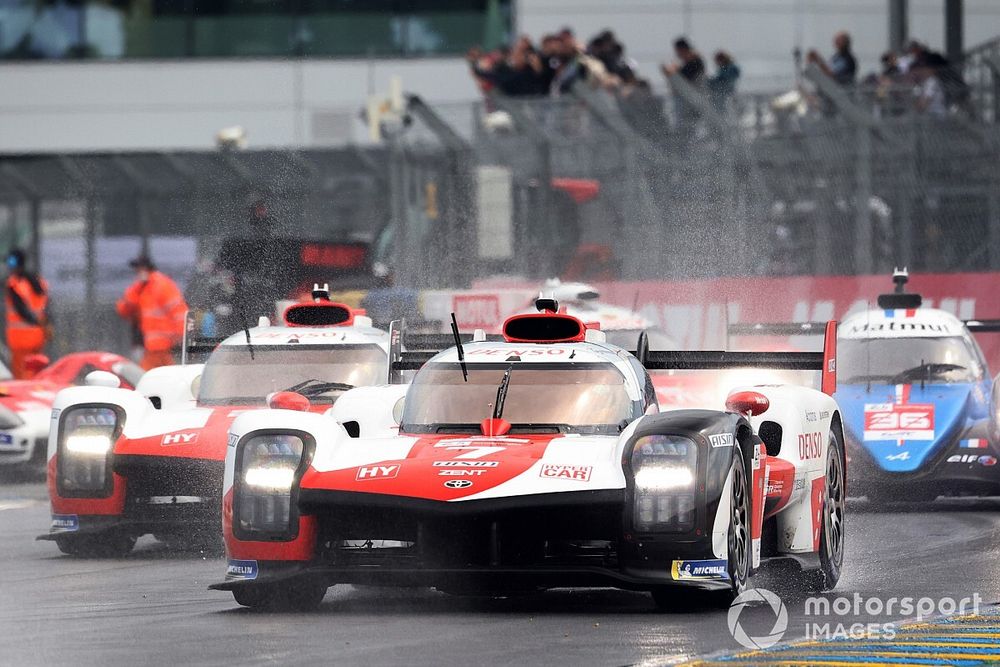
727,588,788,650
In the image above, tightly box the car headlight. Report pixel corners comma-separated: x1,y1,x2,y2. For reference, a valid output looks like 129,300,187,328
235,432,311,541
57,406,121,497
630,435,697,533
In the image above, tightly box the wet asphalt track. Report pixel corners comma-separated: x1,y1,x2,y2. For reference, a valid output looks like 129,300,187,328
2,477,1000,667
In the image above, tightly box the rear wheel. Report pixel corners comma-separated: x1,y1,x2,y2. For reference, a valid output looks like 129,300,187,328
793,430,845,591
232,580,327,612
55,533,136,558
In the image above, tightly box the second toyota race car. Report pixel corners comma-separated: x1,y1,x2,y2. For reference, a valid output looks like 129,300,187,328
0,352,143,473
211,300,846,610
39,294,390,557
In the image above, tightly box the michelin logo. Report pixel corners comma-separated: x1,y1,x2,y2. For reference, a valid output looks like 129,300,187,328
226,559,259,580
50,514,79,533
671,558,729,580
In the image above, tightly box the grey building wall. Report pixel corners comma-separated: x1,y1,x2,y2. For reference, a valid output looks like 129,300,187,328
1,0,997,153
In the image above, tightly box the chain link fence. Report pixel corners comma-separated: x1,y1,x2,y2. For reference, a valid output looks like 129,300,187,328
0,54,999,355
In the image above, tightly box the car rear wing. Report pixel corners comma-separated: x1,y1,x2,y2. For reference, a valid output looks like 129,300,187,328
648,321,839,395
386,320,504,383
964,319,1000,333
387,319,838,396
727,321,828,337
183,337,227,364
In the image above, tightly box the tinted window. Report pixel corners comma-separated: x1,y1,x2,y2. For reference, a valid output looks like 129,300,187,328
198,344,385,405
401,362,638,434
839,336,980,384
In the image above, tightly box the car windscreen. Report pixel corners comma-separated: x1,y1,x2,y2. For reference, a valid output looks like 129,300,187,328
401,362,638,434
838,336,980,385
198,344,386,405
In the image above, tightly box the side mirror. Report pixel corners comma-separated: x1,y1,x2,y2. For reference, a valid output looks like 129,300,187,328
725,390,770,416
267,391,310,412
24,353,50,376
85,370,122,388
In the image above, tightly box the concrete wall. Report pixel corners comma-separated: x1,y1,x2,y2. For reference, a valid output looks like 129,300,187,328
1,0,998,153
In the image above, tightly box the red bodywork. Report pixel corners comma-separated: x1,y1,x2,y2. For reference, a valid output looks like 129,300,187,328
223,432,563,561
0,351,137,414
50,402,330,519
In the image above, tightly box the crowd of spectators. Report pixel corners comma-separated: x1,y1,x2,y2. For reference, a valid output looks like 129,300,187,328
468,28,970,123
467,28,742,139
468,28,646,99
806,31,970,117
875,40,970,117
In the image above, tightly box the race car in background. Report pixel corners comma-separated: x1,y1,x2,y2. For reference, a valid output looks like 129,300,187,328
366,278,723,408
211,300,845,611
731,269,1000,501
39,291,391,557
0,352,142,472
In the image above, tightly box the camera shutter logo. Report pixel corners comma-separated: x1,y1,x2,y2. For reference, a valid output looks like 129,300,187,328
727,588,788,650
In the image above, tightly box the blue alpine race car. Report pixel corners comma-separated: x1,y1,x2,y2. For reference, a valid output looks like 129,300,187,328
732,271,1000,501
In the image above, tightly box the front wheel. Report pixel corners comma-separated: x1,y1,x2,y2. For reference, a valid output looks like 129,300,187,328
232,580,327,612
55,533,136,558
652,441,750,610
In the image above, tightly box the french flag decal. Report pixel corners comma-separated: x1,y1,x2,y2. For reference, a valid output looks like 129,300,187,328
883,309,917,318
961,439,988,449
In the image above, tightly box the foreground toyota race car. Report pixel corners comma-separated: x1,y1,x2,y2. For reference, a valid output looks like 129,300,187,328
211,301,846,610
0,352,142,471
732,270,1000,501
39,297,390,557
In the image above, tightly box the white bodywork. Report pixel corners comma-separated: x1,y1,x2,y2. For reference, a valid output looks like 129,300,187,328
224,338,841,566
0,404,50,465
47,321,392,466
840,307,967,340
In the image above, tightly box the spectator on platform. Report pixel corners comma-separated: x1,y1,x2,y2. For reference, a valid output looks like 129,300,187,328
707,50,740,112
807,30,857,86
913,56,948,117
661,37,706,132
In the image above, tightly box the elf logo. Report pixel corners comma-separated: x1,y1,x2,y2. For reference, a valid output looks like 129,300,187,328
162,432,198,446
355,464,400,481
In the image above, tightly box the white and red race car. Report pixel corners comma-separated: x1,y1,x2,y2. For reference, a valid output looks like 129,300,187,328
39,295,390,557
211,300,846,610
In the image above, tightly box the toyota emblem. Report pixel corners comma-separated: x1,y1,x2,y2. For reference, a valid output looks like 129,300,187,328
444,479,473,489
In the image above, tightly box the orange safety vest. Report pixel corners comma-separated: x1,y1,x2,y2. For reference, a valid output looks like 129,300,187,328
5,274,48,351
116,271,187,352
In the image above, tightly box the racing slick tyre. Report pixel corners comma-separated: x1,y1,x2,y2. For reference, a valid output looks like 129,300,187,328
232,579,327,612
791,430,846,592
653,441,750,610
28,439,48,480
55,533,136,558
